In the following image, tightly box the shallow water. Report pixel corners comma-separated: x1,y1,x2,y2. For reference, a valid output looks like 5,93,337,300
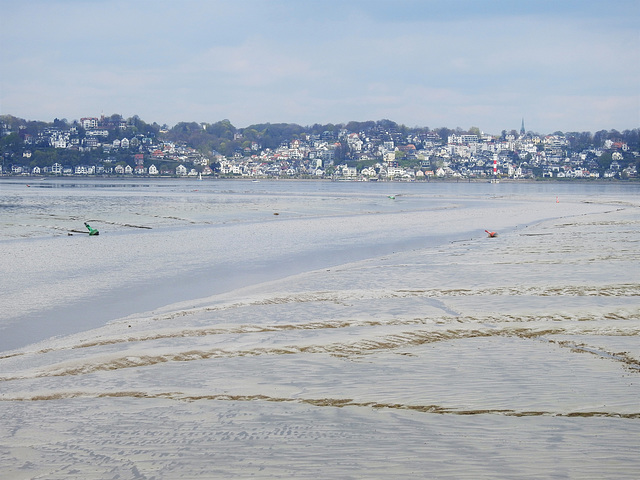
1,178,639,479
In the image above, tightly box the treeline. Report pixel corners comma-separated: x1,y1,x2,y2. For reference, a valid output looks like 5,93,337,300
166,119,457,157
2,114,640,160
166,120,640,154
564,129,640,151
0,114,162,143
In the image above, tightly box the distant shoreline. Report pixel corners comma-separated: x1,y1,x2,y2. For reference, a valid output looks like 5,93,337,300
1,175,638,184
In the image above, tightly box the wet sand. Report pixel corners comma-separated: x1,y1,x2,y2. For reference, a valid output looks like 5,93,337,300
1,179,639,478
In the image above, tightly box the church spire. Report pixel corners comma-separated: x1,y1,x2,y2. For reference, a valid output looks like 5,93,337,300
520,118,525,136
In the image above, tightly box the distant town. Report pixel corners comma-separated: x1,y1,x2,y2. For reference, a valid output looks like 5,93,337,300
1,114,638,181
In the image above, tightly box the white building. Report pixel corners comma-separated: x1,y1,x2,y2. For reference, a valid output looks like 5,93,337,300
81,117,99,129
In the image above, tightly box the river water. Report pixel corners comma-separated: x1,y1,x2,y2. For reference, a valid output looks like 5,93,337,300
1,178,639,478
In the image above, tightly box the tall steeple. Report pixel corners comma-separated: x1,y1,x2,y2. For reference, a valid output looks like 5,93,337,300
520,118,525,136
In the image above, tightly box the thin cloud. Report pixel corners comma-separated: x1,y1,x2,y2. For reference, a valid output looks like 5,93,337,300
1,0,638,133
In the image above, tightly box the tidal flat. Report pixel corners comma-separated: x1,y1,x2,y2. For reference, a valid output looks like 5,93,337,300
1,178,639,479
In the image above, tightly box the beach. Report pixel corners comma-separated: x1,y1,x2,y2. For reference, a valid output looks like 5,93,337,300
1,178,639,479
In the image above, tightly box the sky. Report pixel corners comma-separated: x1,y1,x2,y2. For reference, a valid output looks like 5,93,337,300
1,0,638,135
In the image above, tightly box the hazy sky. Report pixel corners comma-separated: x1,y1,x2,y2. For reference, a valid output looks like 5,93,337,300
1,0,638,134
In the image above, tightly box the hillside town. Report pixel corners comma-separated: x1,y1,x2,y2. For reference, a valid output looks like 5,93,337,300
1,114,638,181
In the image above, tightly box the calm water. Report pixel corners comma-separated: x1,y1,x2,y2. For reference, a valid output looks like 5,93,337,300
1,178,639,478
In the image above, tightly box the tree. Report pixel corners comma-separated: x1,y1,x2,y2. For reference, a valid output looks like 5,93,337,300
205,119,236,139
435,127,453,141
128,115,159,137
377,119,399,132
0,132,22,153
333,142,348,162
566,131,593,151
170,122,202,138
0,132,23,170
241,128,260,142
52,118,68,129
622,129,639,150
241,123,306,150
345,120,375,133
598,152,613,171
593,130,608,147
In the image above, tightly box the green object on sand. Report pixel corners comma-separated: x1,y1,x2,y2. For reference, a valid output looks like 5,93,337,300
84,222,99,236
